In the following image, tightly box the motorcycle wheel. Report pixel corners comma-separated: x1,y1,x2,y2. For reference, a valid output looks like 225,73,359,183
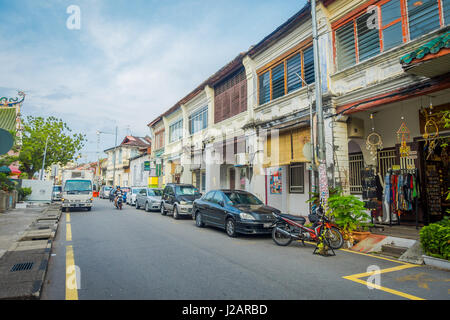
323,226,344,249
272,224,292,246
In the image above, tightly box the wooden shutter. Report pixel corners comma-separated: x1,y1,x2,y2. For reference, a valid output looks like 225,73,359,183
239,79,247,113
356,12,380,62
336,21,356,70
407,0,440,40
303,47,315,84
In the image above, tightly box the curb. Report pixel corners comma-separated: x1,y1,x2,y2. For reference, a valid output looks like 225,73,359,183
0,204,61,299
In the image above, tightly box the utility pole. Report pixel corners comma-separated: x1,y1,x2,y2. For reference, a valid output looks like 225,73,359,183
40,135,49,180
311,0,329,203
112,126,118,187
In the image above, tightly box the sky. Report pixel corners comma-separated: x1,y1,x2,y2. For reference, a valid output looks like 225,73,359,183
0,0,306,163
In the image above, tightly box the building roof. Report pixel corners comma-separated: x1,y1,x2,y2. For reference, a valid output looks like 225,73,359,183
0,108,17,131
400,31,450,65
120,135,151,147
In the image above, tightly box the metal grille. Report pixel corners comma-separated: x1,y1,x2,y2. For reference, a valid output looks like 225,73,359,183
378,148,396,182
349,153,364,194
10,262,34,272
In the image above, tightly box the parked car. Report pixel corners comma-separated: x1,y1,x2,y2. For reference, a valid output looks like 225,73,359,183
126,187,146,205
136,188,163,212
52,185,62,201
192,189,278,237
100,186,112,199
160,183,201,219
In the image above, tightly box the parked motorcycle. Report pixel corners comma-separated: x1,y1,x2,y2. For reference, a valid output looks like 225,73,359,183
271,205,344,249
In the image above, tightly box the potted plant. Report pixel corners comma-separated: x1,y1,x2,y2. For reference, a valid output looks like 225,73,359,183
420,216,450,269
325,189,372,245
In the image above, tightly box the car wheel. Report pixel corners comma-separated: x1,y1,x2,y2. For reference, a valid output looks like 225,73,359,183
225,218,237,238
87,207,92,211
195,211,205,228
136,201,140,209
160,202,167,215
173,205,179,219
145,202,150,212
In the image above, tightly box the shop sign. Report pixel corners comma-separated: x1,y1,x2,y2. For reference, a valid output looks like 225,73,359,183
144,161,150,171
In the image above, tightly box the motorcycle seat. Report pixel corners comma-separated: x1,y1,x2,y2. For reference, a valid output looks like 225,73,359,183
279,214,306,225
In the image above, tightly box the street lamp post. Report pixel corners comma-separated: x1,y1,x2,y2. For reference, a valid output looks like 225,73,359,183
40,135,49,180
97,126,118,186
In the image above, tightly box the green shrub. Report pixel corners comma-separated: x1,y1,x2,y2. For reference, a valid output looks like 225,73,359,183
18,187,32,201
420,217,450,260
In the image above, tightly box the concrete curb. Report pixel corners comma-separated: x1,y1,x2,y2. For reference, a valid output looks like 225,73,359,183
0,204,61,299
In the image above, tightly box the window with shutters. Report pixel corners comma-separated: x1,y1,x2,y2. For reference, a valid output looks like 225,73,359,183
169,119,183,143
334,0,447,71
257,45,314,105
289,163,305,194
154,130,165,150
189,106,208,135
214,68,247,123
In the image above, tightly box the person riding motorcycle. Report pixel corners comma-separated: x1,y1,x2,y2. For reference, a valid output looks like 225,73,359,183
114,186,123,208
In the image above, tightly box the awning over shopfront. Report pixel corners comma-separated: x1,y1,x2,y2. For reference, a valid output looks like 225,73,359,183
263,127,310,167
400,31,450,78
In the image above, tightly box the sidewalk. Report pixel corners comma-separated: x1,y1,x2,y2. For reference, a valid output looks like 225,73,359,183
0,203,61,299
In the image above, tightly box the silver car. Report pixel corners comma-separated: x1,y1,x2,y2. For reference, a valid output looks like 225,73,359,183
52,185,62,201
135,188,163,212
127,187,146,205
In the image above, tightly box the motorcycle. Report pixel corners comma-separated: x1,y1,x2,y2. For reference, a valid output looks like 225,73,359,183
271,205,344,249
115,195,123,210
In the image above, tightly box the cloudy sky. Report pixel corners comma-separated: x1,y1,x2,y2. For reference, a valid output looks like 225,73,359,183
0,0,306,162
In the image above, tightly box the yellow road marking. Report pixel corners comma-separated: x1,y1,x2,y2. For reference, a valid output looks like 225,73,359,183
66,213,70,223
344,276,425,300
343,264,419,279
66,223,72,242
65,245,79,300
340,248,413,265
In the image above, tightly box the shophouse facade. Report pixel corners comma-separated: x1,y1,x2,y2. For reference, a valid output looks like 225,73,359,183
323,0,450,225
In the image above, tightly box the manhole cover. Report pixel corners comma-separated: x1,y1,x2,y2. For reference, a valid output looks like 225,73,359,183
10,262,34,272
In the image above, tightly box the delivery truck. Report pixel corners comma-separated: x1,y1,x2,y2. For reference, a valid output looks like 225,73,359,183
61,169,94,211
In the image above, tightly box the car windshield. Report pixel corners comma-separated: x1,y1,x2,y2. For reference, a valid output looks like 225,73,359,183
133,188,144,194
175,186,198,195
64,180,92,194
53,186,62,192
223,191,263,206
104,186,112,190
148,189,162,196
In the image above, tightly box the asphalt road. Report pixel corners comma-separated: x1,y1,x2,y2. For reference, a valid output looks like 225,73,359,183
40,198,450,300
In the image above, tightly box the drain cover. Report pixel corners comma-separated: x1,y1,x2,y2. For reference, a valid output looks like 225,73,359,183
10,262,34,272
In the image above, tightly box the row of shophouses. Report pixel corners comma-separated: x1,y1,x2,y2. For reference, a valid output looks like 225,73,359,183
110,0,450,225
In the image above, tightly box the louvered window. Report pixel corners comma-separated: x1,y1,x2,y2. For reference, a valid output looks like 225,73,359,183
445,0,450,25
336,21,356,70
357,12,380,62
258,45,314,105
407,0,440,39
303,47,315,84
259,71,270,105
271,63,285,100
169,119,183,143
287,53,301,92
334,0,445,70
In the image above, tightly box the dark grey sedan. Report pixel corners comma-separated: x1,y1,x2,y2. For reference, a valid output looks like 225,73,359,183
192,190,278,237
135,188,163,212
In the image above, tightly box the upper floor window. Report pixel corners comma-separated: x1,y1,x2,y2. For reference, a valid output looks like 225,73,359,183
214,68,247,123
189,106,208,135
334,0,450,71
169,119,183,143
154,130,165,150
258,46,314,105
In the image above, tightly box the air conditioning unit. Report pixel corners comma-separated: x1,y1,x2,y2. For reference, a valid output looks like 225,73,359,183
235,153,249,166
347,117,365,139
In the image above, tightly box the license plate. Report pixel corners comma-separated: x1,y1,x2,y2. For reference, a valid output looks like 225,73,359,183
263,223,272,228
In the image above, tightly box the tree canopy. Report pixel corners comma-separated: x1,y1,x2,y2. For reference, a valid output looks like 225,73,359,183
18,116,86,178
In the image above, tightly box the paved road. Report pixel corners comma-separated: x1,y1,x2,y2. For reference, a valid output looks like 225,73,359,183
41,199,449,300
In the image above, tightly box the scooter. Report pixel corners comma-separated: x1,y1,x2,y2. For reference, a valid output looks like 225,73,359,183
115,195,123,210
271,205,344,249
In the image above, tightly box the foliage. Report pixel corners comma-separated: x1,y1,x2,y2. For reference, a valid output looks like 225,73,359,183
420,217,450,261
0,173,16,192
17,187,32,201
439,111,450,148
18,116,86,178
326,189,371,237
307,187,341,206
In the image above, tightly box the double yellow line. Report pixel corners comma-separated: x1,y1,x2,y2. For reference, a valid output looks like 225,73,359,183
65,213,79,300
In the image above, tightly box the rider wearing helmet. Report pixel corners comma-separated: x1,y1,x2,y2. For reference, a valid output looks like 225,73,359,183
114,186,123,207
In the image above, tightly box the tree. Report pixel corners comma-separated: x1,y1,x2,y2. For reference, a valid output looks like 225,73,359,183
18,116,86,178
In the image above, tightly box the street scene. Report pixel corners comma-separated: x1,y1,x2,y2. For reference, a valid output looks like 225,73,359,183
0,0,449,307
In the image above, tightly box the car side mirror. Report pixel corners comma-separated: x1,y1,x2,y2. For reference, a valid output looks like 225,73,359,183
219,200,224,207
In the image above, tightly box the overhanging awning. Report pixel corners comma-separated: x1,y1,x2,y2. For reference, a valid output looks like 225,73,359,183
400,31,450,78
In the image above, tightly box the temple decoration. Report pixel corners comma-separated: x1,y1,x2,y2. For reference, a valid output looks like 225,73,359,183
0,91,26,107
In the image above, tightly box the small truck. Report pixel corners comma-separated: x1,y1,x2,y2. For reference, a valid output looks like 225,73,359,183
61,169,94,212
